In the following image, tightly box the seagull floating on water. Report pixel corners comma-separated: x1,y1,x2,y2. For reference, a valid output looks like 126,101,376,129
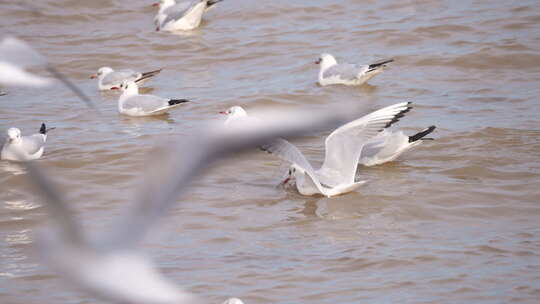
154,0,224,31
90,67,162,91
1,123,53,161
316,53,393,86
23,102,378,304
118,80,191,116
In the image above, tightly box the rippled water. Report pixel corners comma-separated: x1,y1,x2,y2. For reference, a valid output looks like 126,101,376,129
1,0,540,303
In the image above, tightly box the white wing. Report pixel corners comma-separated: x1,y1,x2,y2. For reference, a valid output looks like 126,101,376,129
319,102,412,185
259,138,327,192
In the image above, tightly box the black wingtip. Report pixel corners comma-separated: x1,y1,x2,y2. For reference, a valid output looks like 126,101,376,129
168,99,191,106
368,59,394,70
384,102,413,129
39,123,46,134
409,125,436,143
208,0,224,7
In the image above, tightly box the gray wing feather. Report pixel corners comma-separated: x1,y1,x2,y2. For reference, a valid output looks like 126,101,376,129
161,1,194,26
260,138,318,177
102,70,140,86
123,95,168,112
323,63,367,81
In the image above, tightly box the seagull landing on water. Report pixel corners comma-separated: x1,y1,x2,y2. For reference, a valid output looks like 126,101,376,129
117,80,191,117
1,123,54,161
154,0,224,32
316,53,393,86
221,104,435,196
261,103,413,197
90,67,162,91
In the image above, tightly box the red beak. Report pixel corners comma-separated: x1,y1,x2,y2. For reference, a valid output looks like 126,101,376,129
279,177,290,187
152,2,160,7
315,58,321,64
89,74,97,79
219,111,227,114
111,87,120,90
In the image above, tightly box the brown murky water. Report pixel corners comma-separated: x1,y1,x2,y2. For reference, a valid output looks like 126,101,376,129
1,0,540,303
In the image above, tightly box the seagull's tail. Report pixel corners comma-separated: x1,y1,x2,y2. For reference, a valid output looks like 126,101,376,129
408,125,436,143
168,99,191,106
367,59,394,72
137,69,162,83
39,123,56,135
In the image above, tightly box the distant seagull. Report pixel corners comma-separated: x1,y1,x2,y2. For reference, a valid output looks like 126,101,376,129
155,0,224,31
316,53,393,86
0,89,7,96
222,298,244,304
118,80,191,116
260,102,412,197
90,67,162,91
23,102,378,304
0,36,96,109
359,126,436,166
1,123,53,161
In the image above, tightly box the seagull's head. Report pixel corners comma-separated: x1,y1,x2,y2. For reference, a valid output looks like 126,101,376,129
316,53,337,68
153,0,174,8
6,128,21,142
119,80,139,94
90,66,113,79
280,164,303,187
219,106,247,117
220,106,248,125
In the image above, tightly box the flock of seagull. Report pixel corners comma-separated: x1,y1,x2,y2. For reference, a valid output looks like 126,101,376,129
0,1,439,303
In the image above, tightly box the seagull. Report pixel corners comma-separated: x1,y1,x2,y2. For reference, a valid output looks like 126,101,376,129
155,0,224,31
359,126,436,166
90,67,162,91
1,123,53,161
260,102,413,197
0,36,96,109
118,80,191,116
222,298,244,304
23,102,379,304
316,53,393,86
